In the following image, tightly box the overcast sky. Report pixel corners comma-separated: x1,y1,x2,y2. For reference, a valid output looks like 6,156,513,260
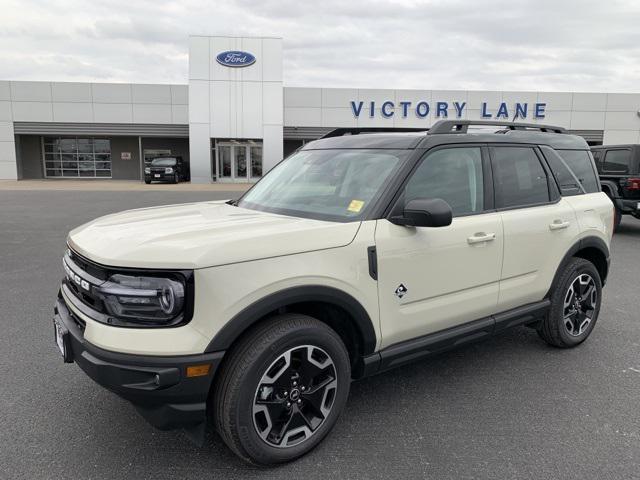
1,0,639,92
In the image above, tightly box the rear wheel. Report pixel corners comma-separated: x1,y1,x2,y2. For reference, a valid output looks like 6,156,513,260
538,258,602,348
212,314,351,465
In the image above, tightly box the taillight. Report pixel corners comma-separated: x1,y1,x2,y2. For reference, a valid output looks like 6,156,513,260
623,177,640,190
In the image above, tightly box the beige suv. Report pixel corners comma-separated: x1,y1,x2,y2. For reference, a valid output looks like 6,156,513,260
53,120,613,465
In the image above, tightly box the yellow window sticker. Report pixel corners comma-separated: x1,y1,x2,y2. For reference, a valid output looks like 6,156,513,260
347,199,365,213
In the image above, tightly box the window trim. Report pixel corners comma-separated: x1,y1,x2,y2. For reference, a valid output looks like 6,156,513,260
488,144,560,212
385,143,493,221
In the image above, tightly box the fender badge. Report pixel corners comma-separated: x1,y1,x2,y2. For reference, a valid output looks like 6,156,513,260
395,284,408,299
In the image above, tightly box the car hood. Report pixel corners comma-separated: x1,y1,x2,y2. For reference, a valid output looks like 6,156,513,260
67,201,361,269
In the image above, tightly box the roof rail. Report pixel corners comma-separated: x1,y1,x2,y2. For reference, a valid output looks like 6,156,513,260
429,120,566,135
321,127,429,138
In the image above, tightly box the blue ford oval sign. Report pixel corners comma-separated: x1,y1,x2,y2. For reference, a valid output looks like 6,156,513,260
216,51,256,68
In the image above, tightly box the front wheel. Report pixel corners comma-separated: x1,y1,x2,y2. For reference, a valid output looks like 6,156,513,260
212,314,351,465
538,258,602,348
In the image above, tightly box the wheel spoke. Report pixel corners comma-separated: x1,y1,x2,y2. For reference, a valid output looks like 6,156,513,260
578,317,591,335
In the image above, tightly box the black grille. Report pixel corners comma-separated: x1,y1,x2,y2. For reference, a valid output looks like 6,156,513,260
64,248,109,315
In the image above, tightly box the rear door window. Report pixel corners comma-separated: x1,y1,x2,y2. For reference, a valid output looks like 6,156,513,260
603,149,630,173
490,146,550,208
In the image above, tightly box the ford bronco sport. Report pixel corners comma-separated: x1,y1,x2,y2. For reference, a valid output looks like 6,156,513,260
591,144,640,230
53,120,613,465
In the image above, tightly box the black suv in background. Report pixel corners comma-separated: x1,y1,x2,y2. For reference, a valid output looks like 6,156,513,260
144,156,190,184
591,145,640,230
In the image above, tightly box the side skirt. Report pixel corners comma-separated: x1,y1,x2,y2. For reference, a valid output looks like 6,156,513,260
355,299,550,378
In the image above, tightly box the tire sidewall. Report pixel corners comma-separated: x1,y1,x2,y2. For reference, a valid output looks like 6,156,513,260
614,207,622,231
551,259,602,346
230,322,350,464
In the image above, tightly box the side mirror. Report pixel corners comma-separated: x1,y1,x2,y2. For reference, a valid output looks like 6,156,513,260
393,198,453,227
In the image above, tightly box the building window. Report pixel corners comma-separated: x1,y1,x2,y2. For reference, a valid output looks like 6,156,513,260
43,137,111,178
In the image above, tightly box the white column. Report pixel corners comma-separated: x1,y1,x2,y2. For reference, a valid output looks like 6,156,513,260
188,35,284,182
188,37,213,183
0,121,17,180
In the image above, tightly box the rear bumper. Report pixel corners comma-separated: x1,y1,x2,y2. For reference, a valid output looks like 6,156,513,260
53,295,224,431
619,198,640,214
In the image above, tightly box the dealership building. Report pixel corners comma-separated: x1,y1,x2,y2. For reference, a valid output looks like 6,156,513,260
1,34,640,183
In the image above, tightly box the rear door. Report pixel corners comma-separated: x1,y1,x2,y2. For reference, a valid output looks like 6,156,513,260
491,145,580,312
375,145,503,348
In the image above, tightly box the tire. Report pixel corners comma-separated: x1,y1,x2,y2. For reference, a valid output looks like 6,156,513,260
212,314,351,465
537,257,602,348
173,173,179,184
144,179,151,184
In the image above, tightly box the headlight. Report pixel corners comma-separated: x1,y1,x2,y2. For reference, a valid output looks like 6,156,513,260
165,167,173,174
96,273,186,324
144,167,150,174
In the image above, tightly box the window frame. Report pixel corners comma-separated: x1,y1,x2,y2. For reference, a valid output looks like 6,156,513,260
385,143,494,221
488,144,560,212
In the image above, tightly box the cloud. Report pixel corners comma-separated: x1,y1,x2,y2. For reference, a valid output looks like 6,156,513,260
0,0,639,92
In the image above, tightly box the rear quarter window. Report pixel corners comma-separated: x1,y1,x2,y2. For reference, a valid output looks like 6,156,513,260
556,150,600,194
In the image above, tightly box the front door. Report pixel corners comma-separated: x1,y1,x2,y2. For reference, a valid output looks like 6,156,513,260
215,142,263,182
375,146,503,349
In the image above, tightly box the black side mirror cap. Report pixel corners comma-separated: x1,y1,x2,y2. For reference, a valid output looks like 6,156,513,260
391,198,453,227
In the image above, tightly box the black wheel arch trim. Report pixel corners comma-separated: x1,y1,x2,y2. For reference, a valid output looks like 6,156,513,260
204,285,378,355
547,236,610,296
600,179,624,209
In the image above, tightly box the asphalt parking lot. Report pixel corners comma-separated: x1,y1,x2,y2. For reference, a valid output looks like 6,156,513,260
1,189,639,480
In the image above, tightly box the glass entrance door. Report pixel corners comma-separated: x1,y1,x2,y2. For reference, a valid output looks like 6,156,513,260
215,142,263,182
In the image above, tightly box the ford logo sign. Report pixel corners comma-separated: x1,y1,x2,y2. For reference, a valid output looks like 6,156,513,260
216,51,256,68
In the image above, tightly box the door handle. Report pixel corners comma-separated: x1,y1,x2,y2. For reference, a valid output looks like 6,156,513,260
467,232,496,244
549,220,570,231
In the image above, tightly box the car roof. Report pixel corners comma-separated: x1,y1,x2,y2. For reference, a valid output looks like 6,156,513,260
302,121,589,151
591,144,637,149
302,132,428,150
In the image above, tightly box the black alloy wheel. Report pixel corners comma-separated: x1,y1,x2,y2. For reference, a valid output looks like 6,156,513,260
212,314,350,465
538,257,602,348
252,345,338,448
562,273,598,337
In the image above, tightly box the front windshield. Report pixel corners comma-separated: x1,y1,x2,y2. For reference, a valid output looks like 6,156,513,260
150,157,177,167
238,149,408,221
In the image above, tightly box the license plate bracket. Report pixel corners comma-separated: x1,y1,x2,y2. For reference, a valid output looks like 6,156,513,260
53,316,73,363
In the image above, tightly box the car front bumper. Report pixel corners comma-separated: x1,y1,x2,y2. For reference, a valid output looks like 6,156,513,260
53,294,224,432
145,172,174,181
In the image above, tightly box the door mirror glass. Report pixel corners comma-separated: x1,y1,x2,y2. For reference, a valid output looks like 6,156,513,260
396,198,453,227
